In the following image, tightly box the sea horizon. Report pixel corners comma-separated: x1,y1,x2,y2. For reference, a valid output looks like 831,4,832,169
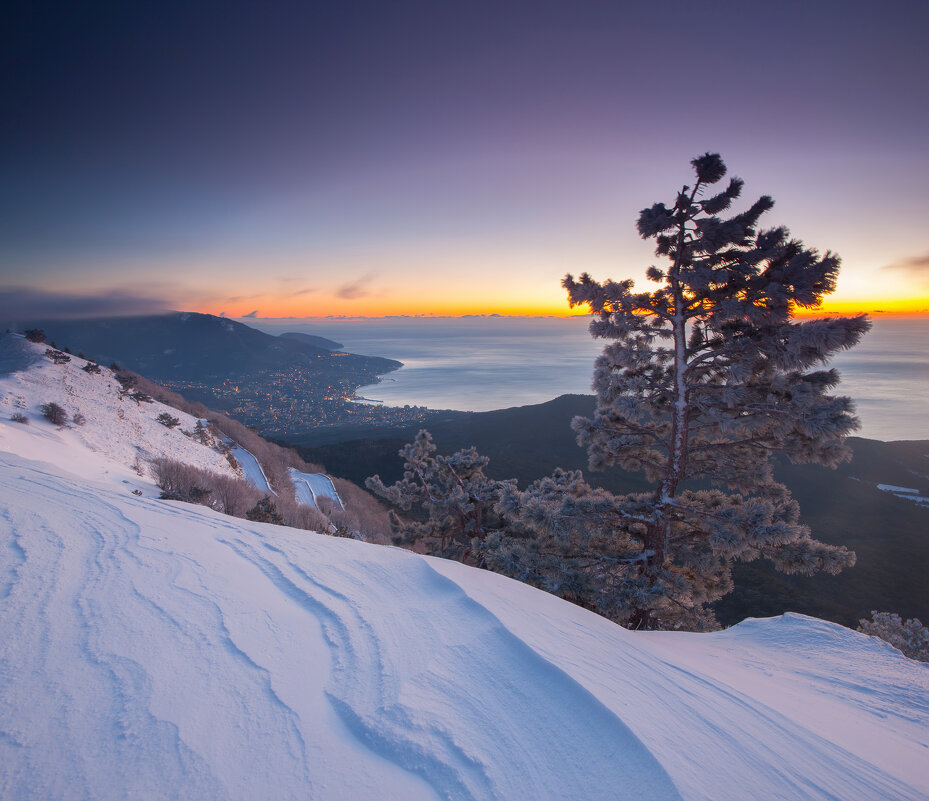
249,316,929,443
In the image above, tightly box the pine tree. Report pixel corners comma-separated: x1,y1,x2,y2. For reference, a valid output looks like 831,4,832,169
366,430,516,565
858,612,929,662
246,496,284,525
514,153,867,630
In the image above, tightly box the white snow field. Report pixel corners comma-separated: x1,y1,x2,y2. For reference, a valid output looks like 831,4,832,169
0,335,927,801
290,467,344,510
1,458,928,799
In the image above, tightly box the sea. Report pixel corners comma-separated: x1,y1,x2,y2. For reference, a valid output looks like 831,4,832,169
253,316,929,442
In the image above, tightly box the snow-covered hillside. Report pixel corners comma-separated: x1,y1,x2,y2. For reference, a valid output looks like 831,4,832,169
0,335,237,489
0,334,927,800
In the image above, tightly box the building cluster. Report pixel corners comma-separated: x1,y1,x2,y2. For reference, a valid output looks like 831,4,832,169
160,366,436,437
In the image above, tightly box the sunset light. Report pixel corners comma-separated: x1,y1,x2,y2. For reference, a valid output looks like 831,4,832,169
2,4,927,321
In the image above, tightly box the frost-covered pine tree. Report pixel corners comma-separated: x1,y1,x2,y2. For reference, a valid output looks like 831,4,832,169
366,430,517,565
858,611,929,662
514,153,868,630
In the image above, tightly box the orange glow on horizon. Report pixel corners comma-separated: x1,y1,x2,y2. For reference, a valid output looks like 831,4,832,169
792,298,929,318
188,281,929,321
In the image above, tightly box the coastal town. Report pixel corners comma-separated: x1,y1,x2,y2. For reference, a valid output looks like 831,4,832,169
158,365,447,437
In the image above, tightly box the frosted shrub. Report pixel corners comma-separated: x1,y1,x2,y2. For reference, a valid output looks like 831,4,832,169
858,611,929,662
40,402,68,426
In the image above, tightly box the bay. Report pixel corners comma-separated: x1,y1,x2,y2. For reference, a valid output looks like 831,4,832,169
252,316,929,442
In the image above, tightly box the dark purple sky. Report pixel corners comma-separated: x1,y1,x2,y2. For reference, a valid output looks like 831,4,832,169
2,0,927,316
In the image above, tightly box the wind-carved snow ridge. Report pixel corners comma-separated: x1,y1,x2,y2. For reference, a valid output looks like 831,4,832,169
216,534,680,801
1,445,927,800
0,461,226,799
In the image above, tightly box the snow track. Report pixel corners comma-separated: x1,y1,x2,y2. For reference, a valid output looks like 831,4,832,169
1,450,927,801
229,443,274,494
289,467,343,509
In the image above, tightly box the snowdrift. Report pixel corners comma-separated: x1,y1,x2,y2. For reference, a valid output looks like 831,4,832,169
1,446,927,801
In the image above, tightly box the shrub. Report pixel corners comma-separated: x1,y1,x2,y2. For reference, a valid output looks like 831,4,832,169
156,412,181,428
858,611,929,662
330,477,391,543
40,402,68,426
82,362,102,375
115,373,136,391
24,329,46,343
246,496,284,525
150,458,213,504
10,412,28,424
44,349,71,365
209,474,262,517
72,412,86,426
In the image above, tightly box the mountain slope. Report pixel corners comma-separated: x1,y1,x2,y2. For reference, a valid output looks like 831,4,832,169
279,331,344,350
0,334,238,487
22,312,398,381
0,448,926,801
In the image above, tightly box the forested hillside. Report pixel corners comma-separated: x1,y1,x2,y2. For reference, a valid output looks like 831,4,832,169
296,394,929,628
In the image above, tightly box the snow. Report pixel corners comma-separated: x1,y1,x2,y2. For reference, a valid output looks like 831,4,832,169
1,455,927,799
290,467,344,510
878,484,920,494
877,484,929,507
229,442,275,494
0,335,237,489
1,333,927,801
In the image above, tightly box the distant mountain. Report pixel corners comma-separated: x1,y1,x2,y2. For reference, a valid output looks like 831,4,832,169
24,312,397,380
294,394,929,629
279,331,344,350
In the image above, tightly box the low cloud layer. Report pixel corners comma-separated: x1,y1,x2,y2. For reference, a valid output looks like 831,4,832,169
336,273,376,300
880,253,929,286
0,287,172,324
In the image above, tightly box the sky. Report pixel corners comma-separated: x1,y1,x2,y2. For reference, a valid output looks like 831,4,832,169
2,0,928,319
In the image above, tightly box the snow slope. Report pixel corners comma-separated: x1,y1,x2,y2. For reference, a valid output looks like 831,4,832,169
0,335,237,489
1,444,927,800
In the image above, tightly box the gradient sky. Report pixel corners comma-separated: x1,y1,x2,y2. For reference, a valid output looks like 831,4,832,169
2,0,928,319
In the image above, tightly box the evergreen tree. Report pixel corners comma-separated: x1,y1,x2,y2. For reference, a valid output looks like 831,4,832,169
858,612,929,662
246,496,284,525
366,430,517,565
513,153,867,630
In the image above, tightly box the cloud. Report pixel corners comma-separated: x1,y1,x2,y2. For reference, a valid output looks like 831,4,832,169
881,253,929,286
241,310,259,318
336,273,377,300
291,287,317,297
0,286,172,323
